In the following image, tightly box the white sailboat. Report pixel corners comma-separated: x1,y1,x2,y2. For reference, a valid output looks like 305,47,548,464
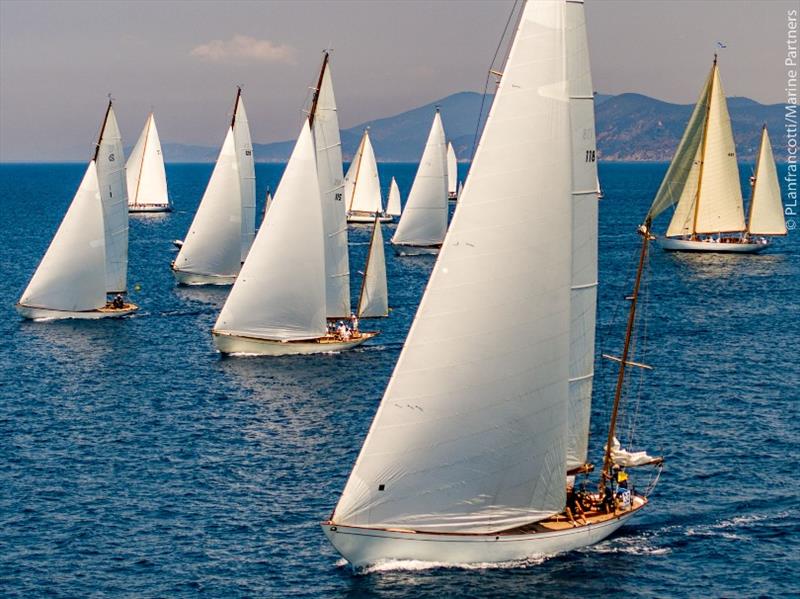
310,51,352,318
212,120,377,356
386,177,402,218
447,141,458,201
391,109,448,255
126,113,171,213
262,187,273,224
596,172,604,199
652,56,765,253
345,129,391,223
356,218,389,319
746,125,787,241
172,88,256,284
323,0,660,568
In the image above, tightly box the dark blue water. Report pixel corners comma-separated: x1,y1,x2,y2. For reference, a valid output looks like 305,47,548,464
1,162,797,597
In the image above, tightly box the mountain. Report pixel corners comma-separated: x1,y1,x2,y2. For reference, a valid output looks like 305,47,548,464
165,91,787,163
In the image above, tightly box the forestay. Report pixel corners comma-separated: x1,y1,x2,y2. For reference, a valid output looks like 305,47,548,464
392,111,448,246
126,113,169,208
20,162,106,312
748,127,787,236
233,94,256,261
357,219,388,318
214,120,327,341
333,0,572,533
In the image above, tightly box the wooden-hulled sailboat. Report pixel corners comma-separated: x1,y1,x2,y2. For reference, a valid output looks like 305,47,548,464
16,101,138,320
322,0,661,568
447,141,459,201
309,51,352,319
746,125,787,242
652,56,765,253
345,129,391,223
127,113,171,213
212,120,377,356
386,177,402,218
391,109,448,255
356,217,389,319
172,87,256,284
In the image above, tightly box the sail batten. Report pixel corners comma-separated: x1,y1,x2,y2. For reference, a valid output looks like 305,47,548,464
333,0,572,534
748,127,787,236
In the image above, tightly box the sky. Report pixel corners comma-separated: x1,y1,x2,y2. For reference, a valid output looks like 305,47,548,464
0,0,795,161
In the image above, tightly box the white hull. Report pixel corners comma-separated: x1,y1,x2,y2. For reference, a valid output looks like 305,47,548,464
348,212,392,224
391,242,441,256
660,236,768,254
212,330,377,356
324,496,646,569
16,303,138,321
172,267,236,286
129,204,172,213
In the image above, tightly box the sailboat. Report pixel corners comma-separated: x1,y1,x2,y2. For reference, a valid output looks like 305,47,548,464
126,113,171,213
652,56,766,253
447,141,458,201
746,125,787,241
212,120,377,356
263,187,273,223
386,177,402,218
322,0,661,568
596,172,604,199
345,129,391,223
16,101,137,319
391,109,448,255
356,218,389,319
172,87,256,284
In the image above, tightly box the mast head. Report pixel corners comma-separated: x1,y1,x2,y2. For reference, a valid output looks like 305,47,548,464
713,53,718,66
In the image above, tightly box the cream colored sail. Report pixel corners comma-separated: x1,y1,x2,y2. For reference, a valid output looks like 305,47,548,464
386,177,401,217
565,0,597,472
447,142,457,196
348,130,383,214
312,54,351,317
333,0,571,533
392,111,448,246
94,102,129,293
748,126,787,236
19,162,106,312
233,93,256,261
173,128,243,277
357,219,388,318
126,113,169,209
214,120,326,341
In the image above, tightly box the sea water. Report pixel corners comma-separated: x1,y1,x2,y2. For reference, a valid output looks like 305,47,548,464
0,162,797,597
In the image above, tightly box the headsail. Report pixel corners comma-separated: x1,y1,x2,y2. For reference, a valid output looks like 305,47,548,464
447,142,458,196
347,130,383,214
386,177,402,217
748,126,787,236
214,120,326,341
333,0,572,533
126,113,169,209
357,219,388,318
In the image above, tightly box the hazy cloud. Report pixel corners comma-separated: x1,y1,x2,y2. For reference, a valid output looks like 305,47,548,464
190,35,295,64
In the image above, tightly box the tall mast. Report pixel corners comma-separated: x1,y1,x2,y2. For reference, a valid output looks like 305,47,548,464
691,55,717,238
746,124,767,235
231,86,242,129
93,98,113,162
601,218,652,483
308,51,330,128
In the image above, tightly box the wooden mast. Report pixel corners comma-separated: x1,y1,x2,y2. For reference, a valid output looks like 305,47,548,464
308,51,329,128
601,218,652,484
690,55,716,239
231,86,242,129
93,98,113,162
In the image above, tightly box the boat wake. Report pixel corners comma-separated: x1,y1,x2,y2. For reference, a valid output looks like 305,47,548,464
587,532,671,556
338,555,552,575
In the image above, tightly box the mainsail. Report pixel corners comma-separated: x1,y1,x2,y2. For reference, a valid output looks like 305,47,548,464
310,52,351,317
357,219,388,318
346,130,383,215
447,141,458,196
126,113,169,209
19,162,107,312
214,120,326,341
333,0,572,533
94,101,129,293
386,177,402,217
748,126,787,236
392,110,448,246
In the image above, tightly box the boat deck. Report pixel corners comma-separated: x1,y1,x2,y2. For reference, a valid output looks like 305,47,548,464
504,495,647,535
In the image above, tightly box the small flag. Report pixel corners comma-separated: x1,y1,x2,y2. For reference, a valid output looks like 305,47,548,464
717,41,727,48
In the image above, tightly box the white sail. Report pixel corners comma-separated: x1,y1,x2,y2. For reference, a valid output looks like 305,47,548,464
348,130,383,214
392,111,448,246
694,64,745,234
214,120,326,341
233,92,256,261
95,103,129,293
447,142,458,195
357,219,388,318
386,177,402,217
19,162,106,311
126,113,169,209
313,54,351,317
565,0,597,472
173,128,243,277
263,190,273,222
748,126,787,236
343,136,364,211
333,0,571,533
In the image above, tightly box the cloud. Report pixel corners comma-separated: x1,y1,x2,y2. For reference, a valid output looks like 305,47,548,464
190,35,295,64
